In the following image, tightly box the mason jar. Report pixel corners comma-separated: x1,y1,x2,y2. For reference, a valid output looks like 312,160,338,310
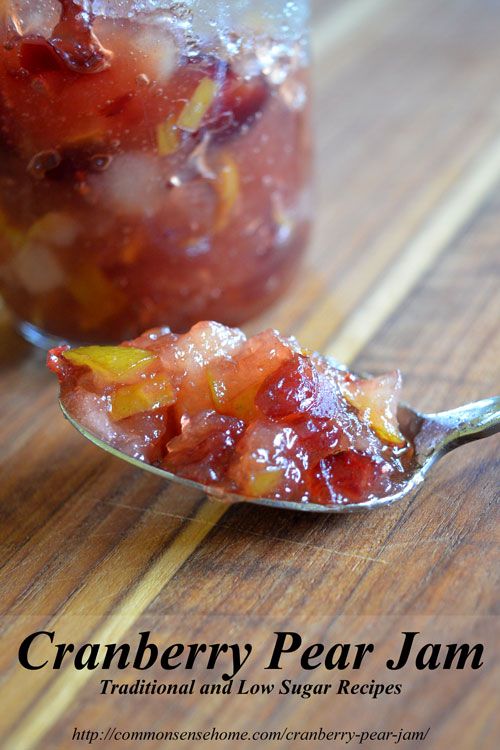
0,0,312,345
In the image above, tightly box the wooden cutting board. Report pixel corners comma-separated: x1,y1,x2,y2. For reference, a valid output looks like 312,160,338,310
1,1,499,748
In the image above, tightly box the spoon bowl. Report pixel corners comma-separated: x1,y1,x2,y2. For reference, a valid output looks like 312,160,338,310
59,376,500,513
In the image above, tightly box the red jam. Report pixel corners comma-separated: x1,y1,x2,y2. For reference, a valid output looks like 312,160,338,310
48,321,415,506
0,1,311,342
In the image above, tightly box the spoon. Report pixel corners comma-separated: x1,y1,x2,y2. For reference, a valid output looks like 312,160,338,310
59,385,500,514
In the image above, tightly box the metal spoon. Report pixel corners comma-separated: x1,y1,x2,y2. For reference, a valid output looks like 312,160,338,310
59,388,500,514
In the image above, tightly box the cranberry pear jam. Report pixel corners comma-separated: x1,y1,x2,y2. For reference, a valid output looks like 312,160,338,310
0,1,311,344
48,322,416,506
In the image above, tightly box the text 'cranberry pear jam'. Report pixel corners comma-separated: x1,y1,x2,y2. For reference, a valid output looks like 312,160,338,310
0,1,312,345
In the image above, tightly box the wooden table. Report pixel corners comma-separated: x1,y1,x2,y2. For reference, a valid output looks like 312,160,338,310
1,1,499,747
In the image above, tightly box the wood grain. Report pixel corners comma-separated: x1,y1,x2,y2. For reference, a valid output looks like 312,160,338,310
1,0,499,748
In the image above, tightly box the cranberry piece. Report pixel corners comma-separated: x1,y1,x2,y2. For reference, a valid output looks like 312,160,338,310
293,416,346,466
255,354,319,419
11,2,111,77
50,0,112,74
183,56,268,136
164,410,245,484
18,38,65,75
213,72,269,134
309,452,384,504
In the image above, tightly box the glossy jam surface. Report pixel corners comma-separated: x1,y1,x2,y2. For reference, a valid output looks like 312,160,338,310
0,1,311,342
48,321,415,506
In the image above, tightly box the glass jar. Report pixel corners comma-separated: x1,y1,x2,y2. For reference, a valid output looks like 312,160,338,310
0,1,312,345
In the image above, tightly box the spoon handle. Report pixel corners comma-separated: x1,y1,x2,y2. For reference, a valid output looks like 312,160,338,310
427,396,500,448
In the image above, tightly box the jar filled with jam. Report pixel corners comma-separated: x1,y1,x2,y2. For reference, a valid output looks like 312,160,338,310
0,1,312,345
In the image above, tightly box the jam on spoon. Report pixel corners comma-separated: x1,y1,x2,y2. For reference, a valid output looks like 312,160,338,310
47,321,417,506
